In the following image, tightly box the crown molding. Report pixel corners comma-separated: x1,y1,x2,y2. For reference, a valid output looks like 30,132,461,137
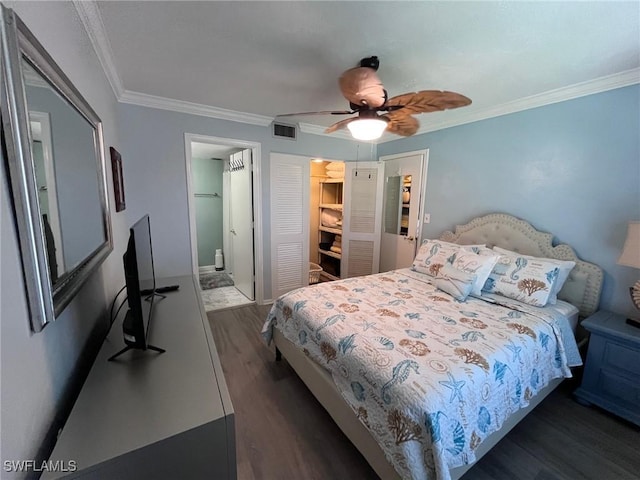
119,90,274,126
72,0,124,98
379,67,640,142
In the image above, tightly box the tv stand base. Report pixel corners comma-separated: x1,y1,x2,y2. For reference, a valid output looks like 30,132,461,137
107,344,166,362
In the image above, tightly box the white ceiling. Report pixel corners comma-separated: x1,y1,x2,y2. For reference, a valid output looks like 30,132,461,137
90,1,640,139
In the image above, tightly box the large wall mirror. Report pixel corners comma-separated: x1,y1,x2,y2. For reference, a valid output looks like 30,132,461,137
1,6,112,332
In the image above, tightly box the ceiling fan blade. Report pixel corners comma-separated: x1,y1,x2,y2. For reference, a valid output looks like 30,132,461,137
325,117,357,134
381,111,419,137
384,90,472,115
276,110,354,117
338,66,386,108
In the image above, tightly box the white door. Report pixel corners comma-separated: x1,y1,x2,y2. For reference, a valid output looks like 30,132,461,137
341,162,384,277
379,152,427,272
270,153,310,299
229,149,254,300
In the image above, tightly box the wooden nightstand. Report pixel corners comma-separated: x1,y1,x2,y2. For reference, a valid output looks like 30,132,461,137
574,311,640,426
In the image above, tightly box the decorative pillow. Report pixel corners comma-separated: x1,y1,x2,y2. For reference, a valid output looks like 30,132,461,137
412,240,465,277
493,247,575,305
482,250,563,307
435,263,477,302
448,249,500,297
467,245,496,256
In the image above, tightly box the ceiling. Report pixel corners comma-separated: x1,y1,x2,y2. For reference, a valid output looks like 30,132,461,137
90,1,640,140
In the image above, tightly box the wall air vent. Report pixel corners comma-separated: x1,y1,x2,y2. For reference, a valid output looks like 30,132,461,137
272,123,297,140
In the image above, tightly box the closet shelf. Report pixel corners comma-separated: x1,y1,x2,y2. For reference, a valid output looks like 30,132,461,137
320,271,340,282
320,178,344,184
319,203,343,211
319,226,342,235
319,248,341,260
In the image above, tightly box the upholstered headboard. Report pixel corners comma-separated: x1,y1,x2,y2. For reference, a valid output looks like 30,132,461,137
440,213,603,318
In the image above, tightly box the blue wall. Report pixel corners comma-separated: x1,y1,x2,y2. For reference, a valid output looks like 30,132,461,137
117,103,375,301
192,157,224,266
378,85,640,317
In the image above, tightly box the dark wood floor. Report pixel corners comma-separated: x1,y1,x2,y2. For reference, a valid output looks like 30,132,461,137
208,304,640,480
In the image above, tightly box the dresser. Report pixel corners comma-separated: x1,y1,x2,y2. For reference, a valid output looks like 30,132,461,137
574,310,640,426
43,275,236,479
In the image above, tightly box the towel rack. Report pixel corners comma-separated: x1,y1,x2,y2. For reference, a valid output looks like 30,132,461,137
194,193,220,198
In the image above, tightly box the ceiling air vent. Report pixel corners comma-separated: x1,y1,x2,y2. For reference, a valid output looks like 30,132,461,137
273,122,296,140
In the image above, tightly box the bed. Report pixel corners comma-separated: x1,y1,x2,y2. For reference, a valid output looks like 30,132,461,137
261,213,603,480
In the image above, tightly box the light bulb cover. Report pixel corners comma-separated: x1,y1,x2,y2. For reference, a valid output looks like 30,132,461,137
347,118,388,141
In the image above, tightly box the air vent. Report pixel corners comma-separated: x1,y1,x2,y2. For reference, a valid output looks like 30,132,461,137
273,123,296,140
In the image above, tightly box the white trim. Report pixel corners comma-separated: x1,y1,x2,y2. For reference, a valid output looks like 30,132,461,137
379,68,640,142
122,90,273,126
184,134,265,305
72,0,124,98
379,149,429,247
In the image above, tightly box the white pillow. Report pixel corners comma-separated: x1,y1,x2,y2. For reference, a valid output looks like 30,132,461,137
449,249,500,297
493,247,575,305
483,249,563,307
412,240,478,277
434,263,477,302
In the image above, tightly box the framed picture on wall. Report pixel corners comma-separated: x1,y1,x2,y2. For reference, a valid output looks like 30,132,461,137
110,147,125,212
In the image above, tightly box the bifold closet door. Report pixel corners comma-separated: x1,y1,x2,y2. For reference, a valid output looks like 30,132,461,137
341,162,384,278
270,153,310,299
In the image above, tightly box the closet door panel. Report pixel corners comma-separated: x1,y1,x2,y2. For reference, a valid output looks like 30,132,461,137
342,162,383,277
270,153,310,299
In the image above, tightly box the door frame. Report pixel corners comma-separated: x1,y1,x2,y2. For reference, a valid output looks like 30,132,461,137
184,133,264,305
379,149,430,248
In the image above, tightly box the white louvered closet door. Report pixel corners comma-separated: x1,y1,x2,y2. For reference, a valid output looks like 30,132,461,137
342,162,384,278
270,153,310,299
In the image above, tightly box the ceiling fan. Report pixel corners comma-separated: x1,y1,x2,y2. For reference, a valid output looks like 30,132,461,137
277,56,472,141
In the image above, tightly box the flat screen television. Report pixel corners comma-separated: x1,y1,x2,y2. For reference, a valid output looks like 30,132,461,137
108,214,164,361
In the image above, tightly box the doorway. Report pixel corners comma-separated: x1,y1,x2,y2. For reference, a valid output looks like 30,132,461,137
379,150,429,272
185,134,264,311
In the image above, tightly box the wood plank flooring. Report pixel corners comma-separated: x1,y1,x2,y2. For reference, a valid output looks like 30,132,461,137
208,304,640,480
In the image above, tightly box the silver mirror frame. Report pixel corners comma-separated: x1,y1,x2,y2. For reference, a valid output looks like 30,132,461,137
0,6,112,332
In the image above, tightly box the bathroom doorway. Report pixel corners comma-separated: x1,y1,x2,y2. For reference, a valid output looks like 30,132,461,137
185,134,263,311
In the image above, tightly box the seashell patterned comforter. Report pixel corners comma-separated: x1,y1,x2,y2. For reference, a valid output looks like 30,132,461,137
262,268,581,480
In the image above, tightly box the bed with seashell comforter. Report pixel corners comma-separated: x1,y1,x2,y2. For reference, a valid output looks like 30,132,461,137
261,213,603,480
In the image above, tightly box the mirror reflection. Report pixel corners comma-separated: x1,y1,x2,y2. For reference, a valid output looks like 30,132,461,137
384,174,412,235
23,59,107,287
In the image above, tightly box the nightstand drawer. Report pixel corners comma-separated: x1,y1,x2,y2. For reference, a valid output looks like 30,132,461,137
603,342,640,376
599,369,640,405
575,311,640,426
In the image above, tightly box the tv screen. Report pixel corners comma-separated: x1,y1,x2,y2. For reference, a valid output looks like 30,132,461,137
122,214,156,349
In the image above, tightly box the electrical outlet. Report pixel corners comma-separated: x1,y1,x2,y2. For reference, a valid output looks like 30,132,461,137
424,213,431,224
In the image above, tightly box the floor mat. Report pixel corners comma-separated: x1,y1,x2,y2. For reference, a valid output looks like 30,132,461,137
199,271,234,290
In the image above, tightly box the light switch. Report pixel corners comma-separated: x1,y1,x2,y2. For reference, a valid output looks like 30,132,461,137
424,213,431,224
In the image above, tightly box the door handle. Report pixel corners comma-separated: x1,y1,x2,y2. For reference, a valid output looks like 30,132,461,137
230,229,237,235
404,236,415,242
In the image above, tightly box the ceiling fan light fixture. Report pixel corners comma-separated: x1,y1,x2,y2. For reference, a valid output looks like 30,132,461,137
347,118,388,141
